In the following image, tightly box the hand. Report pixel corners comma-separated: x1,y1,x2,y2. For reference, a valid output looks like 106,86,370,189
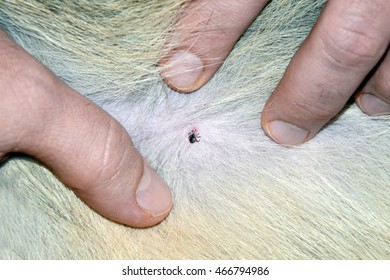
0,30,172,228
161,0,390,145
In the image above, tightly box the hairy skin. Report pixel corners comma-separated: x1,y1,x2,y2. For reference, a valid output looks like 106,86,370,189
1,0,389,259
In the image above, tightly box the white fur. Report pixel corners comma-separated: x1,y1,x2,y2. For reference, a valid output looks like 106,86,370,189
1,0,389,259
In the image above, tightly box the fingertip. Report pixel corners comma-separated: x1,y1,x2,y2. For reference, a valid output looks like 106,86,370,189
74,156,173,228
161,50,205,93
263,119,309,146
135,162,173,219
261,96,312,146
160,0,268,93
356,92,390,116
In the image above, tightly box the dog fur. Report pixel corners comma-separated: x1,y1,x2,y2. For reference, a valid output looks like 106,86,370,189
1,0,389,259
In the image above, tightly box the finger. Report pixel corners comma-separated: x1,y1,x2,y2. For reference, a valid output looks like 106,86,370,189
161,0,269,93
261,0,390,145
355,47,390,115
0,30,172,228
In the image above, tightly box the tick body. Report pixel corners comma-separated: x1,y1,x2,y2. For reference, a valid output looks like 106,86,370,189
188,129,201,143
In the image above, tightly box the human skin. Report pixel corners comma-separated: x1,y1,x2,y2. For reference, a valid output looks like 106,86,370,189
0,30,172,228
161,0,390,146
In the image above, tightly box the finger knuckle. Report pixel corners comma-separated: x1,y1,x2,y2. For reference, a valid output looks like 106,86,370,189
291,95,340,121
94,120,128,186
321,4,386,68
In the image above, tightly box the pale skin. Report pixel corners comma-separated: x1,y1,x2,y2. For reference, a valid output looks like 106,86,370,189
1,0,389,227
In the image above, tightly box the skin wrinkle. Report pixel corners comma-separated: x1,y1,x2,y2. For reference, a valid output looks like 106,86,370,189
176,4,223,60
323,27,385,69
169,2,214,48
320,2,388,69
290,94,340,123
93,117,118,187
95,120,138,194
69,116,117,191
0,49,51,158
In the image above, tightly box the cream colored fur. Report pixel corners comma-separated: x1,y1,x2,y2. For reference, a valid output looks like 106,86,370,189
1,0,389,259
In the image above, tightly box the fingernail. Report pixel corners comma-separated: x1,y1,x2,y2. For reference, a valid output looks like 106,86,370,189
136,163,172,217
162,50,204,92
265,120,309,146
357,93,390,116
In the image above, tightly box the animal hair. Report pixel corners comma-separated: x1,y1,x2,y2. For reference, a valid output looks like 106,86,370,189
1,0,389,259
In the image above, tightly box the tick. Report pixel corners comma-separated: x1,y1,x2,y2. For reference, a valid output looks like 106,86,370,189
188,129,201,143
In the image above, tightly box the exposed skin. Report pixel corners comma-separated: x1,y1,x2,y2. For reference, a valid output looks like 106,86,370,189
0,30,172,228
161,0,390,146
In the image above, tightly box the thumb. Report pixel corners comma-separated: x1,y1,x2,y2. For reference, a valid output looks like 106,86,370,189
0,30,172,228
160,0,268,93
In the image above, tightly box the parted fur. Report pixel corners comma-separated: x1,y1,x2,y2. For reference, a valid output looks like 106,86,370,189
1,0,389,259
